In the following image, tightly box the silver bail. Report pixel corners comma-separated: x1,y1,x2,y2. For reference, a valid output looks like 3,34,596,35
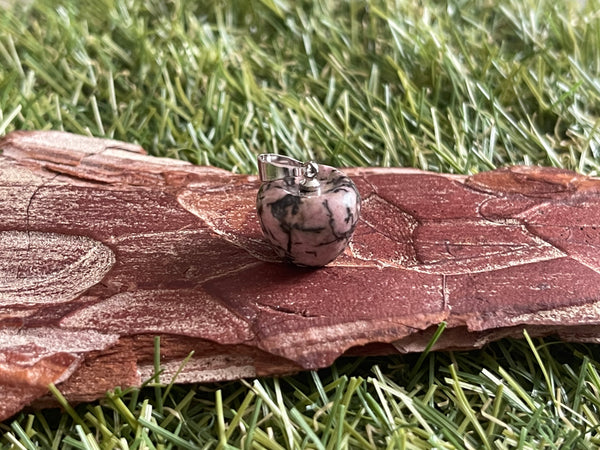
258,154,303,181
258,154,319,183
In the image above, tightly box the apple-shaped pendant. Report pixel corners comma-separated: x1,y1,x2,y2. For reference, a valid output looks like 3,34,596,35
256,154,360,267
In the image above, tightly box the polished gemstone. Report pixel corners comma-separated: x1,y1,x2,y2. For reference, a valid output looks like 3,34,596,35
257,164,360,267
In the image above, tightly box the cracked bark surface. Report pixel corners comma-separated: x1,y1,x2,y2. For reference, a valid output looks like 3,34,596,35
1,130,600,420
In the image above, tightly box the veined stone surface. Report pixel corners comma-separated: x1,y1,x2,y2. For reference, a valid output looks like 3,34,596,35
257,165,360,267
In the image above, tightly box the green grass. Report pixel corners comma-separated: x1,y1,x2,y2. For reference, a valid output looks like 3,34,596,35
1,0,600,447
1,0,599,173
3,338,600,449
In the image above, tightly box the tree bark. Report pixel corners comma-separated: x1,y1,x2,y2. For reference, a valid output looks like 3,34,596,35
1,130,599,420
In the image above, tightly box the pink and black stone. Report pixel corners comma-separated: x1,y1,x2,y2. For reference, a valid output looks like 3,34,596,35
257,161,360,267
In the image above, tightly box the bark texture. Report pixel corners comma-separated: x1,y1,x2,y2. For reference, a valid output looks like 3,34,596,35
1,130,599,420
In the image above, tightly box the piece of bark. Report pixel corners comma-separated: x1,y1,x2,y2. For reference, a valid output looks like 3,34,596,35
1,130,599,421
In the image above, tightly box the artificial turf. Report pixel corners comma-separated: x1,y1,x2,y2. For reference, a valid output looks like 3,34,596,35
1,0,600,448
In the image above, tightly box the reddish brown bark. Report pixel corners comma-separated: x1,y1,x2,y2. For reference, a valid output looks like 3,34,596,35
1,130,599,420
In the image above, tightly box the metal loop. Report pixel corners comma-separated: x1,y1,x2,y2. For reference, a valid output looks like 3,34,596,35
258,154,318,182
303,161,319,179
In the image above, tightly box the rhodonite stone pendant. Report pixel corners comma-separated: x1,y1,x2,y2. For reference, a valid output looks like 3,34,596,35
256,154,361,267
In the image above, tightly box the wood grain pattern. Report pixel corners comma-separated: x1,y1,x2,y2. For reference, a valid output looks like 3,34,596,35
1,130,599,420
